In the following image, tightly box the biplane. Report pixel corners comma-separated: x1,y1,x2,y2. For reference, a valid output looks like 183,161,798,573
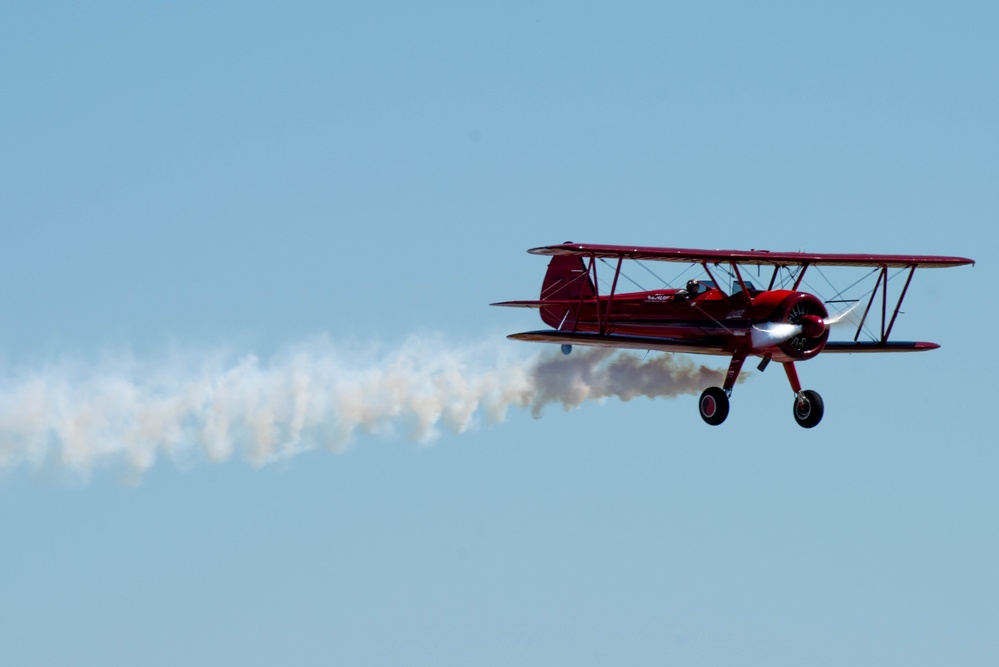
493,243,974,427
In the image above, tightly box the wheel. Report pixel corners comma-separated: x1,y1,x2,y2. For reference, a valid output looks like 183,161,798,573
792,389,824,428
560,344,573,355
699,387,729,426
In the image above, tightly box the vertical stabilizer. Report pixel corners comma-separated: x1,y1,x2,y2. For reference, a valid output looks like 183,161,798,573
539,255,594,329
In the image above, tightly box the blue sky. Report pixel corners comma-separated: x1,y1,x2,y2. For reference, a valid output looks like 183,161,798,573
1,2,995,665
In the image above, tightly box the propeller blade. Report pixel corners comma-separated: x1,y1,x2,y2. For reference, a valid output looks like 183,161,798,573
824,302,861,328
751,322,803,347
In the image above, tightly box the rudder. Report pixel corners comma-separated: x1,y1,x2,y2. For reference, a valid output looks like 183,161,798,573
539,255,595,329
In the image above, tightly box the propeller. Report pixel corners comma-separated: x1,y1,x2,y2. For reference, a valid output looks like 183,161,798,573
751,321,804,347
751,302,860,349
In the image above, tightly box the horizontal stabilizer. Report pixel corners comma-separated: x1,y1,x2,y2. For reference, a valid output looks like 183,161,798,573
822,341,940,353
490,299,584,309
490,300,546,309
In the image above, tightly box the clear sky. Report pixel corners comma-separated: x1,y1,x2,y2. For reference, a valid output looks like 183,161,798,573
1,2,995,665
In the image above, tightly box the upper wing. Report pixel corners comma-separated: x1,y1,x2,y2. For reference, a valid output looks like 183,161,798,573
529,243,975,269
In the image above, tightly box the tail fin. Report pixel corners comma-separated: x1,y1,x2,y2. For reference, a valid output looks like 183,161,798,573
539,255,595,329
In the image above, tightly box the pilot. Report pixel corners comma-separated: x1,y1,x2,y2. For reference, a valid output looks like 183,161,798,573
686,279,700,297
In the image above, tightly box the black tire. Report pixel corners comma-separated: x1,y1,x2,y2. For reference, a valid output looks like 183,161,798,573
699,387,730,426
793,389,824,428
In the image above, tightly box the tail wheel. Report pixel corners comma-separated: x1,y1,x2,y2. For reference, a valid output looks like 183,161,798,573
793,389,824,428
699,387,730,426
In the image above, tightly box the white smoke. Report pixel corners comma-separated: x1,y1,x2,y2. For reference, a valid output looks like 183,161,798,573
0,336,735,480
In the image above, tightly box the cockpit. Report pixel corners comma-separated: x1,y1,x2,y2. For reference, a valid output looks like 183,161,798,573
680,278,760,300
730,279,760,297
685,279,717,297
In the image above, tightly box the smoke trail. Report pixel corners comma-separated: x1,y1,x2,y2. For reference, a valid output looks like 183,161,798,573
0,336,736,480
528,347,739,417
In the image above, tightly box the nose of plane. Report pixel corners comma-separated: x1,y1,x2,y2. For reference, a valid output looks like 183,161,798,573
799,314,826,338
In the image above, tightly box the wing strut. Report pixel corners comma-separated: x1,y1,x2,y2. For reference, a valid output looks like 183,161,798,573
601,257,623,335
700,262,719,288
730,262,751,299
853,265,917,343
884,266,916,341
792,263,809,290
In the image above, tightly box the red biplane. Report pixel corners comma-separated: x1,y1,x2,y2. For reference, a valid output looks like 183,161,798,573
493,243,974,427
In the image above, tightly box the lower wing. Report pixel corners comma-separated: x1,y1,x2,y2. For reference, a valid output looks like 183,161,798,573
506,330,729,356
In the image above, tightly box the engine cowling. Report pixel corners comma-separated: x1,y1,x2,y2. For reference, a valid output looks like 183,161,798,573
751,291,830,361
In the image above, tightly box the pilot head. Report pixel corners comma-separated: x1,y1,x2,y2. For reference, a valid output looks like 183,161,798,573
686,279,700,296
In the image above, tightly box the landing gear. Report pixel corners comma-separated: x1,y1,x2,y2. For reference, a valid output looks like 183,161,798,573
792,389,824,428
696,356,826,427
699,387,729,425
784,362,823,428
560,344,573,355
